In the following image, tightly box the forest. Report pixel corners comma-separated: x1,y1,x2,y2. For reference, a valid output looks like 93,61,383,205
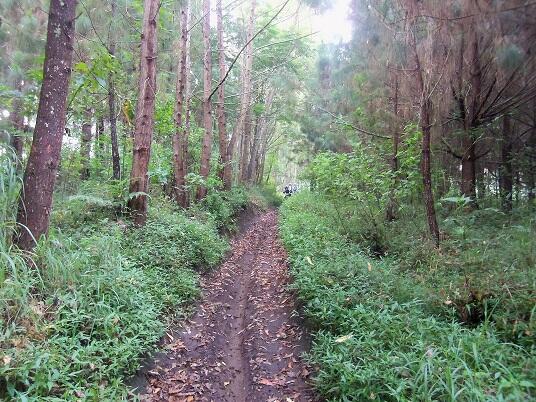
0,0,535,401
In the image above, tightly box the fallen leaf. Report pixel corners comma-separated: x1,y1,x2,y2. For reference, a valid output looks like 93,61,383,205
335,334,353,343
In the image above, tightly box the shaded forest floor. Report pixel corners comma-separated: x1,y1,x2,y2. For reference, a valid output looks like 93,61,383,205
131,210,316,402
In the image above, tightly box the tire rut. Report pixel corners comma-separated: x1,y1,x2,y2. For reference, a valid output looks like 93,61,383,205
135,210,316,402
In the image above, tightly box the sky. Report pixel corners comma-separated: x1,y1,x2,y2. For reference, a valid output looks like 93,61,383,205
309,0,353,43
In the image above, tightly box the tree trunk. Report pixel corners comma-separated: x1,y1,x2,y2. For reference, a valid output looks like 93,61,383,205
245,114,259,182
80,110,92,180
462,26,481,206
14,0,77,251
226,55,248,188
476,159,486,200
127,0,159,225
196,0,213,201
238,0,256,183
172,0,190,207
248,88,274,182
95,115,105,157
108,0,121,180
217,0,231,190
500,114,513,211
386,72,400,221
460,136,476,201
408,1,440,246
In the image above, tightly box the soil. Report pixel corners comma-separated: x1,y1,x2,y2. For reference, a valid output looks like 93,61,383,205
131,210,317,402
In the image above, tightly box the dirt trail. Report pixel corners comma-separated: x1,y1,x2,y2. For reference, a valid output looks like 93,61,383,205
134,210,316,402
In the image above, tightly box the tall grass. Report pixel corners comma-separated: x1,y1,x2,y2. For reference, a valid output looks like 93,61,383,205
280,191,536,401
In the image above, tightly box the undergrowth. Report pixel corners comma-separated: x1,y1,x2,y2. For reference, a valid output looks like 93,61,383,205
0,148,249,401
280,191,536,401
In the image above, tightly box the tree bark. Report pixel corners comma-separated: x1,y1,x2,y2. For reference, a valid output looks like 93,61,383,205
386,72,400,221
226,55,248,188
248,88,274,183
461,27,481,204
196,0,213,200
172,0,190,207
216,0,231,189
14,0,77,251
460,135,477,200
407,0,440,246
127,0,159,225
238,0,256,183
108,0,121,180
96,115,105,157
80,109,92,180
500,114,513,211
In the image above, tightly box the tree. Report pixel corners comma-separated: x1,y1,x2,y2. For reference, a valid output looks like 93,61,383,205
405,0,440,246
238,0,257,183
196,0,213,200
216,0,230,189
14,0,78,251
127,0,159,225
80,109,93,180
108,0,121,180
172,0,190,207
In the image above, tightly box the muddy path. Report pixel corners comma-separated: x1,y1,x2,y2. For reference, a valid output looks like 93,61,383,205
133,210,316,402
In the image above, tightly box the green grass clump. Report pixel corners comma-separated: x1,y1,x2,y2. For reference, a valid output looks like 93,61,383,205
194,187,249,231
280,191,536,401
0,146,245,400
1,229,166,400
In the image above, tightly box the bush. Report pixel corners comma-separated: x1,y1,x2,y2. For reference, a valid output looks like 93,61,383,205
280,192,536,401
194,187,249,230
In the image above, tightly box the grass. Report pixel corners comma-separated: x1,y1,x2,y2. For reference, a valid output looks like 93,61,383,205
279,191,536,401
0,146,249,400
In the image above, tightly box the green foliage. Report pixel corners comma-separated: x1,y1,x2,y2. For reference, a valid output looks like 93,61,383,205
0,168,247,400
194,187,249,231
280,192,536,401
124,201,228,274
247,185,284,209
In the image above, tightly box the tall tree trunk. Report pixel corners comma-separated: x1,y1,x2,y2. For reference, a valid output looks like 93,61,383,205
127,0,159,225
95,115,105,157
248,88,274,182
500,114,513,211
108,0,121,180
14,0,77,251
80,110,92,180
408,1,440,246
172,0,190,207
226,55,248,188
461,28,481,204
238,0,256,183
460,136,476,200
476,159,486,199
247,115,260,181
386,72,400,221
196,0,213,200
216,0,231,190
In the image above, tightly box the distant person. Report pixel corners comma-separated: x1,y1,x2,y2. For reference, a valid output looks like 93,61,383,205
284,185,292,198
